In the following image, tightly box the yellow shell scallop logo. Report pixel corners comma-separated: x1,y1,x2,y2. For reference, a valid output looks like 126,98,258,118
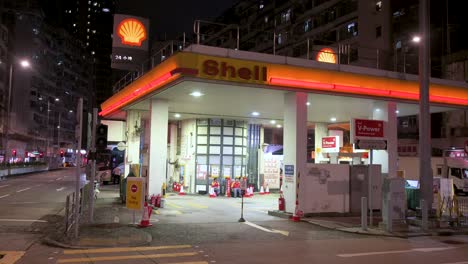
316,48,337,64
117,18,147,46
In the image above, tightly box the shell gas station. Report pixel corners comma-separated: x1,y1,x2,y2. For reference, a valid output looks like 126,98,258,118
101,43,467,218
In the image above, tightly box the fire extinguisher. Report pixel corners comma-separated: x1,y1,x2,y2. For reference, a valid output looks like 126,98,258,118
278,194,285,211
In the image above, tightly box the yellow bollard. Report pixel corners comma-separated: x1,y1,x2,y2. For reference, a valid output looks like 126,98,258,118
162,182,166,198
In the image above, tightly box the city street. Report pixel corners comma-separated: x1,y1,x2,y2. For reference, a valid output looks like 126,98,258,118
1,171,468,264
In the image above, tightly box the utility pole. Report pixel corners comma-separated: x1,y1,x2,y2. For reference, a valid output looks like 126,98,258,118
88,108,97,222
418,0,432,228
74,98,83,238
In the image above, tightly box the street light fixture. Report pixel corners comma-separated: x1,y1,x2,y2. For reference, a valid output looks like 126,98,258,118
4,59,31,163
412,36,421,43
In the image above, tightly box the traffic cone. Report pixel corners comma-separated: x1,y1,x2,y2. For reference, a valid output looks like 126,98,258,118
265,185,270,194
291,205,302,222
249,186,254,197
244,187,251,198
138,202,153,227
259,186,265,195
209,186,217,198
280,185,283,194
178,185,186,195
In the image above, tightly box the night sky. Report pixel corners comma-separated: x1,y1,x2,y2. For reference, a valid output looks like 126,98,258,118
116,0,238,40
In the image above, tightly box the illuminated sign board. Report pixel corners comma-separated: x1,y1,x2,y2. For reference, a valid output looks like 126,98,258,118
200,59,268,84
117,18,147,47
316,48,337,64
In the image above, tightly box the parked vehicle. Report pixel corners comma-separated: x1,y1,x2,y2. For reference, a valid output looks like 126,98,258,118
439,149,468,195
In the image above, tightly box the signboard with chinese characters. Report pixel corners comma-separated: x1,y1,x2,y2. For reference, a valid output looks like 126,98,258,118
126,177,145,210
111,14,149,71
321,136,340,153
263,156,281,188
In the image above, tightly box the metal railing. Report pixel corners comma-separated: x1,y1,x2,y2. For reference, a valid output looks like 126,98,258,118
112,19,420,93
64,184,88,237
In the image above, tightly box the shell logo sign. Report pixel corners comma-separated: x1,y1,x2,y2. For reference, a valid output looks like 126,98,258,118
316,48,337,64
117,18,147,47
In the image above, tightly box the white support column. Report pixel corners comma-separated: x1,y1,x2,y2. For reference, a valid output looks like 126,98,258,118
126,110,142,176
149,99,169,196
283,92,308,213
371,102,388,173
387,102,398,178
314,123,328,164
168,123,178,183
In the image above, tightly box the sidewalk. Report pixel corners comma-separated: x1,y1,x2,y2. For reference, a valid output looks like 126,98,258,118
45,184,152,248
268,209,468,238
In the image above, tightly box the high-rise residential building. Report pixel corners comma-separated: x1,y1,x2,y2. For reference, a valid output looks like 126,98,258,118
48,0,115,106
0,0,93,160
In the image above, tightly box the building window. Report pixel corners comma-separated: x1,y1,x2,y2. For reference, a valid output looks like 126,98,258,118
304,19,312,32
375,26,382,38
375,1,382,12
347,22,358,36
281,9,291,23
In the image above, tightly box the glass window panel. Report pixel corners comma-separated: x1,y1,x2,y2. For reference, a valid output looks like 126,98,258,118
197,119,208,125
197,136,207,144
209,155,220,164
224,127,233,135
209,146,220,154
223,166,232,177
234,166,242,177
197,155,207,164
236,120,244,127
223,136,233,145
243,147,247,155
222,155,233,165
235,128,243,136
223,146,233,155
210,127,221,135
198,126,208,134
210,165,220,177
197,146,207,154
243,128,247,135
210,136,221,144
242,138,247,146
235,147,243,155
234,156,242,165
242,166,246,176
224,120,234,126
210,119,222,125
235,137,243,146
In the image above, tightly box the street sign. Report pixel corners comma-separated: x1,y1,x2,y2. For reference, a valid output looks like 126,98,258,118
355,139,387,150
126,177,145,210
284,165,294,183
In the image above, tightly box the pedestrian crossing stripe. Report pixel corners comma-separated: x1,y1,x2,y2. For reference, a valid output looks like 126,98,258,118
57,252,198,263
0,251,25,264
63,245,192,254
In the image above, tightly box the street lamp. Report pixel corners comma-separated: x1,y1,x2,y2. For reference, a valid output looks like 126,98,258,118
3,59,31,163
412,35,421,43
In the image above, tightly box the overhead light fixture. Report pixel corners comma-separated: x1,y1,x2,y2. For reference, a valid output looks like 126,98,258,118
174,113,181,118
190,91,204,97
306,102,311,106
276,124,282,128
395,110,400,114
55,98,60,102
270,120,276,124
330,117,337,122
69,110,73,113
102,7,110,12
20,60,30,68
251,111,260,116
375,108,380,112
412,36,421,43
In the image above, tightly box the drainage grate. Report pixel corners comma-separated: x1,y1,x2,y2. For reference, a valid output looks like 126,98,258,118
442,240,466,245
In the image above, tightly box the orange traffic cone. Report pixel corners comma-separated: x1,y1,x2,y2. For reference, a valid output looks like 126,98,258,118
138,202,153,227
291,205,302,222
259,186,265,195
250,186,254,197
178,185,186,195
265,185,270,194
209,186,217,198
244,187,251,198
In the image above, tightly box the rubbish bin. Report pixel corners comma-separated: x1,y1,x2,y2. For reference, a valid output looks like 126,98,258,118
405,180,420,210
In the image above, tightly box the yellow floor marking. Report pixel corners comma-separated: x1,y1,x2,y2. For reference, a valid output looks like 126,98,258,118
58,252,197,263
0,251,25,264
166,202,183,209
167,261,208,264
64,245,191,255
187,202,208,209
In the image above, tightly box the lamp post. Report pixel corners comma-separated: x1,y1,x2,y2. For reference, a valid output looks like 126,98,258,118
418,0,432,229
4,59,30,163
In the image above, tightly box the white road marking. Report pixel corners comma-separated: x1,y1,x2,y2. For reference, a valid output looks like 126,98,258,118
34,184,42,187
16,187,31,193
56,187,65,191
0,219,47,223
0,184,10,188
244,221,289,236
441,261,468,264
0,194,10,199
55,177,63,181
337,247,455,258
